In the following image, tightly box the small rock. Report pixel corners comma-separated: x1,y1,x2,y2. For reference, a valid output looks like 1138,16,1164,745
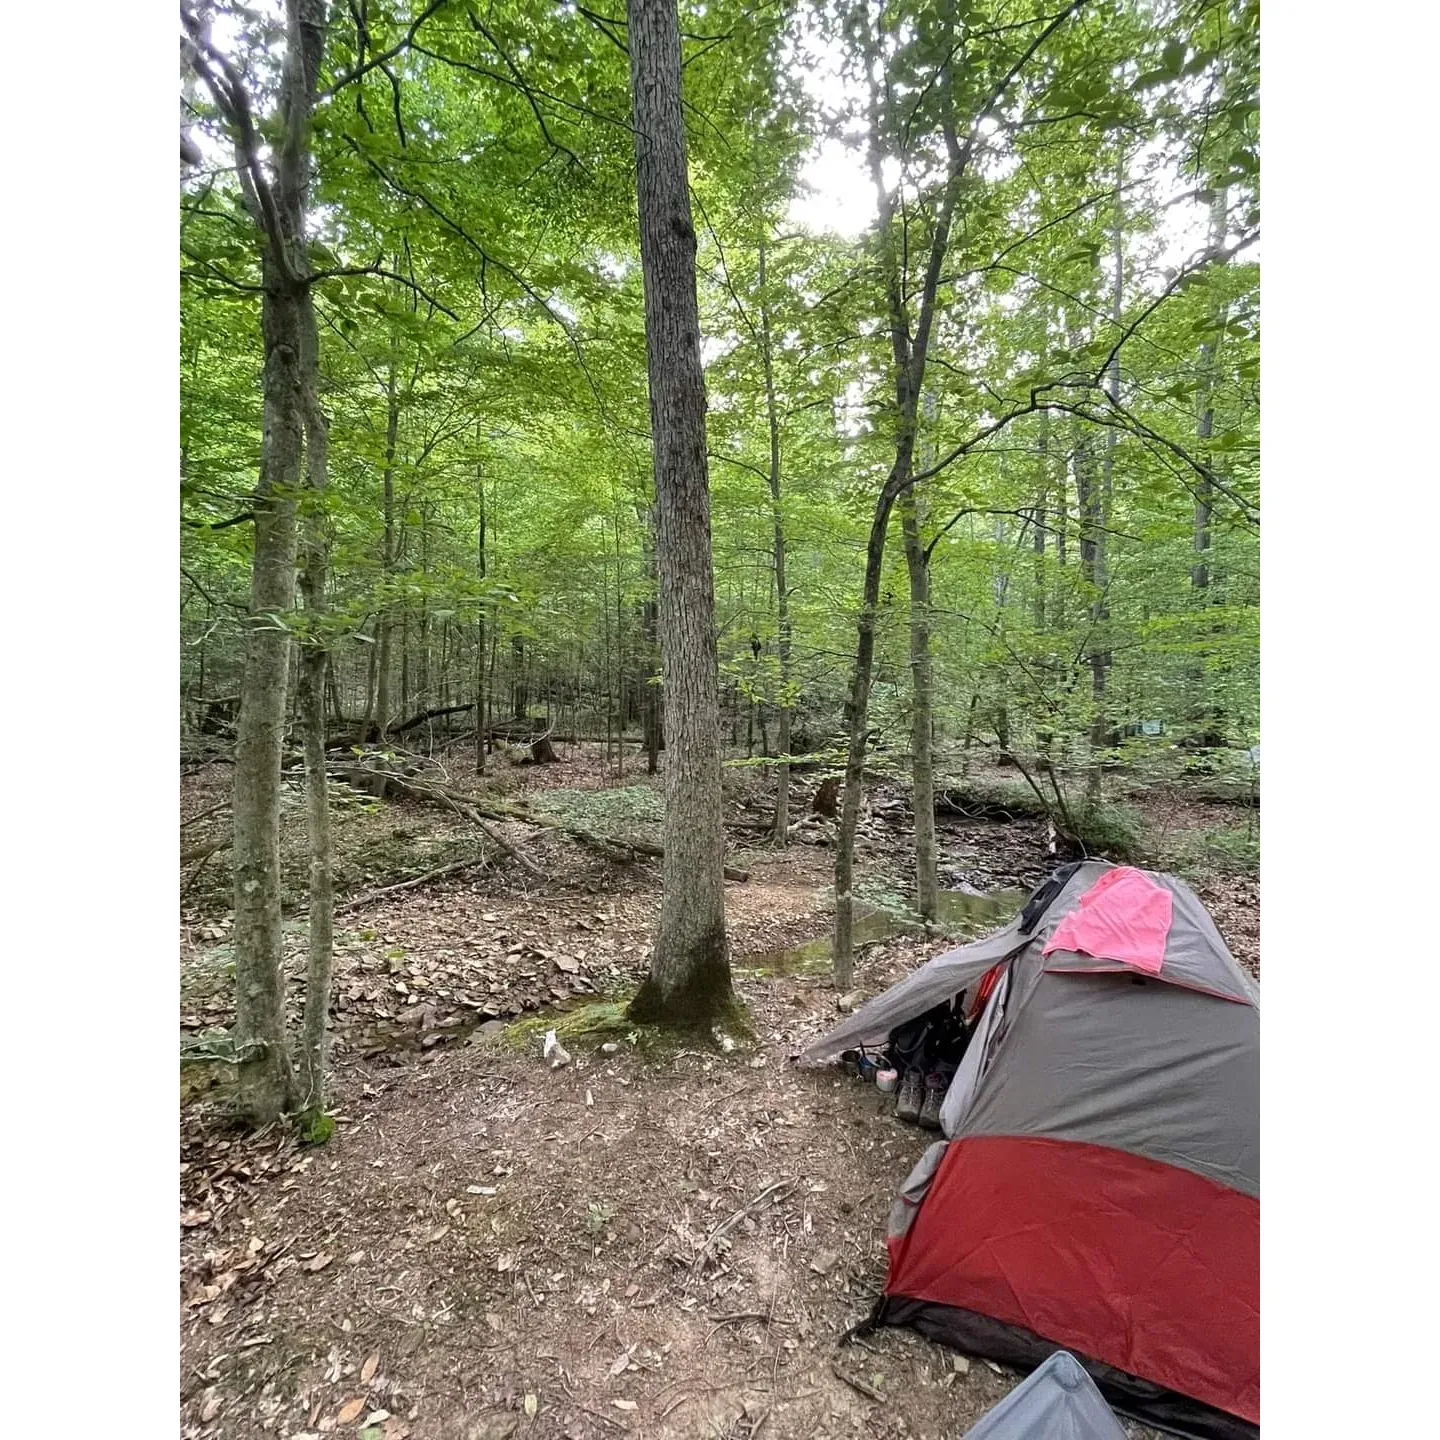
836,991,864,1013
809,1249,840,1276
543,1030,572,1069
600,1041,620,1055
952,1355,970,1375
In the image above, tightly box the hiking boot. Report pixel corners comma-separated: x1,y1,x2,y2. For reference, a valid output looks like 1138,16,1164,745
918,1072,949,1131
896,1067,924,1124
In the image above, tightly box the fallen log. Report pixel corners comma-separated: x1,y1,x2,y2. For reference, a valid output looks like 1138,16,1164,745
338,853,492,911
368,773,750,882
389,703,476,735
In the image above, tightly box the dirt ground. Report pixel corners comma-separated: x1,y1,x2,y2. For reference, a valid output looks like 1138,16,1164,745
180,742,1257,1439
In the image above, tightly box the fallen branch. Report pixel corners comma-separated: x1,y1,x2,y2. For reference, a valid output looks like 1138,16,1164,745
182,838,230,867
389,702,476,735
338,853,492,912
830,1360,884,1403
355,770,751,882
692,1179,797,1272
181,799,231,830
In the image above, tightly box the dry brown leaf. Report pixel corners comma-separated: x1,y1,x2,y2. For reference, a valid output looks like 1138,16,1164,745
360,1352,380,1384
200,1390,222,1422
180,1209,212,1228
607,1350,631,1378
305,1252,335,1273
612,1399,637,1412
336,1396,367,1425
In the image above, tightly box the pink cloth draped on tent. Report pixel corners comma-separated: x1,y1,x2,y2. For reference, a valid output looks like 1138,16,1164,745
1042,866,1173,975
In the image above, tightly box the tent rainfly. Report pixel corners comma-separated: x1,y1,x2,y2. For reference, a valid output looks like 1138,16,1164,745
803,861,1259,1440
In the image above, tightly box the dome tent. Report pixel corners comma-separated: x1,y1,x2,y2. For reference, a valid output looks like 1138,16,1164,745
804,861,1259,1440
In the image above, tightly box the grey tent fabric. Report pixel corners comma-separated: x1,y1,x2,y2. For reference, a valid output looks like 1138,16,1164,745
962,1351,1129,1440
960,969,1260,1194
887,1139,948,1242
803,861,1256,1068
939,962,1012,1137
797,920,1028,1061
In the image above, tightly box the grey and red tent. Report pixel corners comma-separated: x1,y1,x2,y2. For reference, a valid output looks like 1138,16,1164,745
803,861,1259,1440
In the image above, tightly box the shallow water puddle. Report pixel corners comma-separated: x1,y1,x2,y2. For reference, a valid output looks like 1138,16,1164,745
741,887,1027,976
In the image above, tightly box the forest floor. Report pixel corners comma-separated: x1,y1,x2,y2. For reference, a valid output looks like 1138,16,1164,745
180,739,1258,1440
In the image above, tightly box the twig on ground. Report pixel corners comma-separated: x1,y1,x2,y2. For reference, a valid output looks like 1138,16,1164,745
337,852,492,911
692,1179,797,1273
830,1359,884,1402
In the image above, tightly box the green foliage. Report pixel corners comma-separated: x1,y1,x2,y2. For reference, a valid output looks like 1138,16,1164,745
531,785,664,832
1071,803,1145,863
1200,825,1260,874
298,1111,336,1146
183,0,1259,867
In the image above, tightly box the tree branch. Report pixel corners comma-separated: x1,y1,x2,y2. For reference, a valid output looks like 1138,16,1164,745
320,0,450,98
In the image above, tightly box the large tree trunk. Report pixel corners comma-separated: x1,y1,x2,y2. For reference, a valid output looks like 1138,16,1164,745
624,0,734,1028
757,238,793,845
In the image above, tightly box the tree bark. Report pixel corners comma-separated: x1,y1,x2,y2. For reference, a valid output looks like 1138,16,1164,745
834,1,964,987
1087,161,1124,799
639,501,661,774
210,0,329,1124
1189,188,1228,745
374,353,400,740
757,238,793,846
296,290,332,1124
900,488,937,920
624,0,734,1028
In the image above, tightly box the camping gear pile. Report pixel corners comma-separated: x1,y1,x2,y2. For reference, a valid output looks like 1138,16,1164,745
840,961,1001,1129
805,861,1259,1440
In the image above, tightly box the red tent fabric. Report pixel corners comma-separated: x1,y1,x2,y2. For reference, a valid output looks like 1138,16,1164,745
1042,866,1173,975
886,1136,1260,1425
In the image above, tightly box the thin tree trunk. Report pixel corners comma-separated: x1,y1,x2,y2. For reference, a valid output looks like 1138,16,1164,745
374,355,399,740
475,436,488,774
1088,161,1124,799
1190,188,1228,745
614,511,626,778
834,4,961,987
757,238,793,845
900,489,937,921
639,502,661,774
215,0,329,1124
232,269,302,1121
296,293,332,1126
624,0,733,1027
1034,410,1049,631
